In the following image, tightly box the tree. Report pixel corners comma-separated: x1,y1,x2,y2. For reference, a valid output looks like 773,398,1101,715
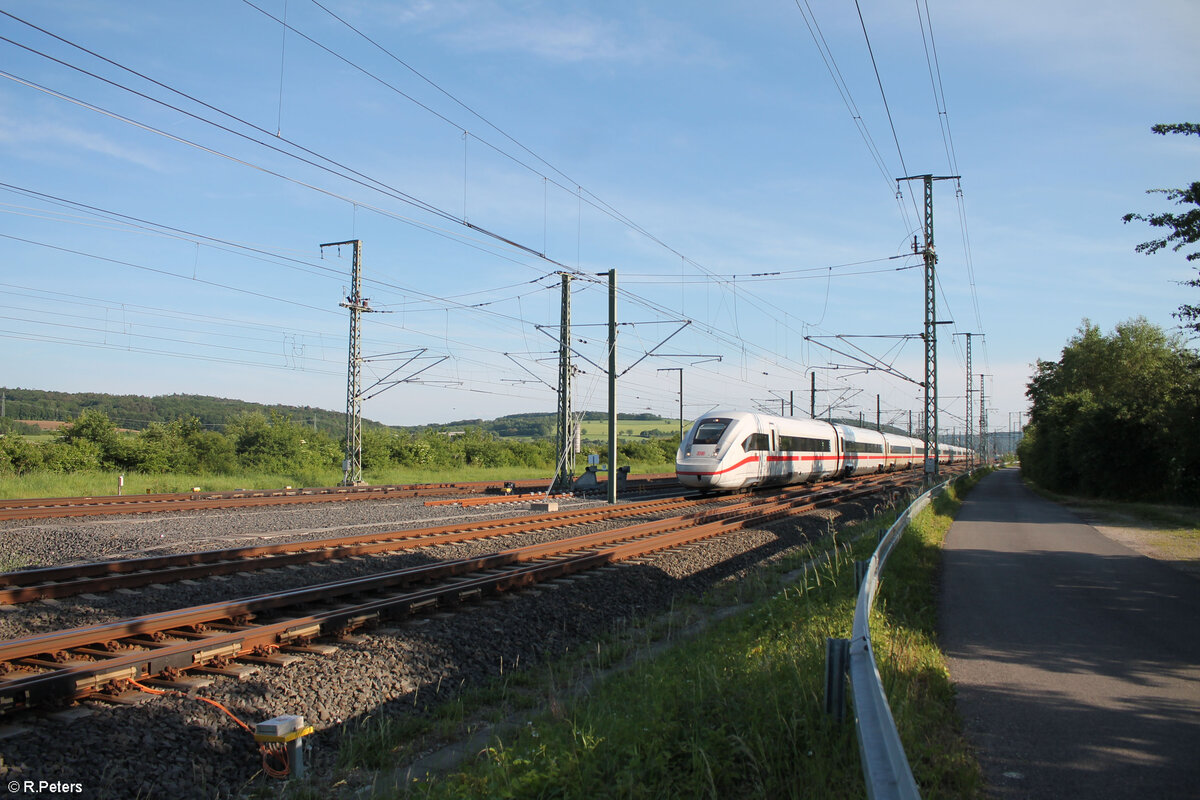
1019,318,1200,501
1123,123,1200,333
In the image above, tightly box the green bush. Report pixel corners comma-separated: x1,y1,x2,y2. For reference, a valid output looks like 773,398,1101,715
0,435,44,475
0,408,600,485
183,428,238,473
226,411,340,473
40,440,103,473
1021,318,1200,501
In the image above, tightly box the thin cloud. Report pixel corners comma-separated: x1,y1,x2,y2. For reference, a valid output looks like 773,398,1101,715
447,14,667,64
352,0,717,66
0,111,167,172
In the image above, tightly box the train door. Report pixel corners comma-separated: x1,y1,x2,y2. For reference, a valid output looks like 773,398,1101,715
824,422,844,480
741,423,770,487
766,422,782,483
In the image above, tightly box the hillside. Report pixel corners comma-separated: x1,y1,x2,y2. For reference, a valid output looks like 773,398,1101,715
0,388,367,438
438,412,678,440
0,389,680,441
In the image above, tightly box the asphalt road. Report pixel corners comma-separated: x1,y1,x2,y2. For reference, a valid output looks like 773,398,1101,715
939,468,1200,799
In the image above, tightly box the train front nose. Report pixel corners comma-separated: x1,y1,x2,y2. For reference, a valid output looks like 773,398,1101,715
675,415,737,490
676,446,720,489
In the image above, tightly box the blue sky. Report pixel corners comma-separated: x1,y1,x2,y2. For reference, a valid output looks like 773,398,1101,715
1,0,1197,437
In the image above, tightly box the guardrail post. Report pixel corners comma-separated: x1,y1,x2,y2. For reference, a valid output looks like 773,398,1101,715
854,560,869,591
824,637,850,722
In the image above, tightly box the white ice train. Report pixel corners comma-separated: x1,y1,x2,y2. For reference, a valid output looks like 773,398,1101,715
675,410,971,491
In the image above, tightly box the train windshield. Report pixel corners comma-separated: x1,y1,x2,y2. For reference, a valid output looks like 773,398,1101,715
691,418,732,445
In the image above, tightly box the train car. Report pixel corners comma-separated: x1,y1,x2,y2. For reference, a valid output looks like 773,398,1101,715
676,411,926,492
881,431,919,471
939,443,974,464
836,424,888,476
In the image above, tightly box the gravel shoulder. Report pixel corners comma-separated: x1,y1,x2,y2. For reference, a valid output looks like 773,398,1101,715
1064,502,1200,579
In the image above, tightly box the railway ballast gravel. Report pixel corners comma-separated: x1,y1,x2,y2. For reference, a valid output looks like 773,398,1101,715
0,485,904,799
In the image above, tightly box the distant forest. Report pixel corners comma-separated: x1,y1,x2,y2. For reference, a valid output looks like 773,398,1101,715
0,388,672,439
442,411,666,438
0,388,363,437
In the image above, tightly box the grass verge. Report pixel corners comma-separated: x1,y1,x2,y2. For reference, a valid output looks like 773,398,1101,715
0,464,676,500
318,475,985,799
0,470,342,499
1020,477,1200,573
1023,480,1200,532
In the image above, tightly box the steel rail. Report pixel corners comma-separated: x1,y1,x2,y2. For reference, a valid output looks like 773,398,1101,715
0,494,714,603
0,478,597,508
0,475,915,713
0,483,471,510
1,488,812,660
0,486,497,521
0,475,679,521
0,473,896,602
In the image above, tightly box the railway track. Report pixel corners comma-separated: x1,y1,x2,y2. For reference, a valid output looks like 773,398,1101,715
0,492,716,604
0,473,920,715
0,474,679,521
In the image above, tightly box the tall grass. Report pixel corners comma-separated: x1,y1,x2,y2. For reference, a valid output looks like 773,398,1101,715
410,542,867,800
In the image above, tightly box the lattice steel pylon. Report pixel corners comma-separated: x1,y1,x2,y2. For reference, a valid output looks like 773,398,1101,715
898,174,958,479
979,374,988,463
553,272,575,493
321,239,372,486
964,333,973,465
954,332,979,465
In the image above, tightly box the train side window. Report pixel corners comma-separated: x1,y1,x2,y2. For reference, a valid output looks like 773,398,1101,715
779,435,831,452
742,433,770,452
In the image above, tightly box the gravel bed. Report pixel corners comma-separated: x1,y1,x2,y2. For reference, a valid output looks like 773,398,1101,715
0,491,884,799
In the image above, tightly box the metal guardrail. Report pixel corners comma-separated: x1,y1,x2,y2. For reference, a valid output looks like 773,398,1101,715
826,478,949,800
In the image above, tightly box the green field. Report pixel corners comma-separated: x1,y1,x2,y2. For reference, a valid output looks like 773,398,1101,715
576,419,684,439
